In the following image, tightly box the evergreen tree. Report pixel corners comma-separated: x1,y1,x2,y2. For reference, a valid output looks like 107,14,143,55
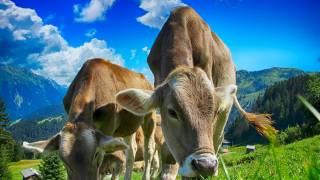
12,142,23,162
39,153,65,180
0,98,9,128
0,146,11,180
0,98,17,162
0,98,10,143
227,74,320,144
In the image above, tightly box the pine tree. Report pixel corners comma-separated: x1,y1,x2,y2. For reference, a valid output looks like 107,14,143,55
0,146,11,180
39,153,65,180
0,98,10,143
0,98,9,128
0,97,16,163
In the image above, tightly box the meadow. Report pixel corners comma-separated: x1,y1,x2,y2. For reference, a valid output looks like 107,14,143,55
215,135,320,179
8,135,320,180
8,159,40,180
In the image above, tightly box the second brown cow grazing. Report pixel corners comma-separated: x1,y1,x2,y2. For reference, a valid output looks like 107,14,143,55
23,58,158,180
100,113,182,180
116,6,276,179
100,113,165,180
99,151,126,180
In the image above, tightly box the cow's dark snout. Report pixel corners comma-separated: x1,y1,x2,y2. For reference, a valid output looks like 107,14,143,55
191,156,218,177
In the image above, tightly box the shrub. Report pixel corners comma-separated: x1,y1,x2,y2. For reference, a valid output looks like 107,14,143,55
39,153,64,180
277,122,320,144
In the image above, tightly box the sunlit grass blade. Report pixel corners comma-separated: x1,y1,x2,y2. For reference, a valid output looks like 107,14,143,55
298,95,320,121
219,156,230,180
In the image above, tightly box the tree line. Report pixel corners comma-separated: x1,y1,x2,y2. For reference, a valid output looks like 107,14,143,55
226,73,320,145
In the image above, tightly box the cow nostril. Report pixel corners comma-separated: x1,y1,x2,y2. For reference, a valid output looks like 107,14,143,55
191,159,199,171
191,157,218,177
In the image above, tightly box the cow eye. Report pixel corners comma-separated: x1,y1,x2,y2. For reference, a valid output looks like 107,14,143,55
167,108,178,119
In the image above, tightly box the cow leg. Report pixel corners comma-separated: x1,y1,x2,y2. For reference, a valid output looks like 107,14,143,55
124,134,137,180
150,149,160,179
159,163,179,180
111,173,120,180
110,161,123,180
142,117,156,180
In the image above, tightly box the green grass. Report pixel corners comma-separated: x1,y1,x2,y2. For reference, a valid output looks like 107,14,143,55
9,159,41,179
213,135,320,179
123,136,320,180
9,136,320,180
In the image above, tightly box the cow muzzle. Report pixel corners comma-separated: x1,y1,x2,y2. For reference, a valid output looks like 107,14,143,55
179,153,218,177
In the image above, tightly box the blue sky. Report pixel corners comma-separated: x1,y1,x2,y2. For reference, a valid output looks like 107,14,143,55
0,0,319,85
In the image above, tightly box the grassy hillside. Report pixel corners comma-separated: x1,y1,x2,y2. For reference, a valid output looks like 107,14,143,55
9,135,319,180
215,135,320,179
236,67,304,108
8,160,41,180
227,73,320,144
227,67,305,129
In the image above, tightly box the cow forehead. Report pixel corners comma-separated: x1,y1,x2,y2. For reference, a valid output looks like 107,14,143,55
60,131,76,156
60,128,96,157
168,69,217,117
165,67,214,94
172,86,215,119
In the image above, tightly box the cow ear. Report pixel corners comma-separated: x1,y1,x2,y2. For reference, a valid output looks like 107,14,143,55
96,132,128,153
23,133,61,154
116,88,159,116
215,85,237,110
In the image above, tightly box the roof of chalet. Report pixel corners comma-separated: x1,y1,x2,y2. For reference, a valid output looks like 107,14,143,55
21,168,40,178
222,139,231,144
246,145,256,149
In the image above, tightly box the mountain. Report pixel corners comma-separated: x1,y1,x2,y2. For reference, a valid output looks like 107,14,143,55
226,67,305,128
236,67,305,109
0,65,67,120
226,73,320,144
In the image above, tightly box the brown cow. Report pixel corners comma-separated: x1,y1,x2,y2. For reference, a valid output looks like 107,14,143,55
116,7,276,178
99,151,125,180
23,58,158,180
100,113,164,180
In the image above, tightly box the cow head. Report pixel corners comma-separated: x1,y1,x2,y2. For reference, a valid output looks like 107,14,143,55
23,122,127,180
116,67,236,178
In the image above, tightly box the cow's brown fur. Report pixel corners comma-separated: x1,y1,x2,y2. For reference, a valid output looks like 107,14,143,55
102,114,164,179
24,58,157,180
62,58,157,180
64,58,153,137
144,6,275,178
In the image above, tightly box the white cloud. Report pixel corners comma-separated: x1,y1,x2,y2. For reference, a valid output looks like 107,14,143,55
44,14,55,22
73,4,81,13
0,0,68,66
0,0,124,85
137,0,187,29
142,46,150,55
130,49,136,60
85,28,97,37
74,0,115,22
35,38,123,85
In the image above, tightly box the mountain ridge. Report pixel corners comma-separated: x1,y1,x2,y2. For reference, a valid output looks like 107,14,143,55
0,64,66,120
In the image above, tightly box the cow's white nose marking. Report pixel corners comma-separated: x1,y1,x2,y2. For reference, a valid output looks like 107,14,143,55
179,153,218,177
